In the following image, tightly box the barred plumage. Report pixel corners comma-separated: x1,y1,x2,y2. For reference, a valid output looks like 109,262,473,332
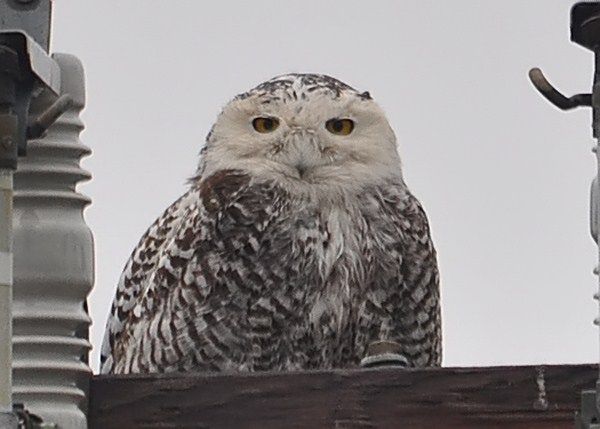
100,74,441,374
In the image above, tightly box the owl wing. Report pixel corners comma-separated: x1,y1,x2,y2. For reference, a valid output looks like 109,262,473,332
101,169,286,373
393,191,442,366
358,185,441,367
99,188,199,373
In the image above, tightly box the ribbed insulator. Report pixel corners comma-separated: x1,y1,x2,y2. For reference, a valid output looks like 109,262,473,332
12,54,93,429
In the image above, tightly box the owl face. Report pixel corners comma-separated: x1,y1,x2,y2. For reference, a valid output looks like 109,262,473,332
200,74,402,191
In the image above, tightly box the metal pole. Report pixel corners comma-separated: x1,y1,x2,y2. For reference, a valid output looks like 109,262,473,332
0,171,15,429
585,18,600,429
0,37,19,429
596,142,600,400
529,2,600,427
0,2,77,426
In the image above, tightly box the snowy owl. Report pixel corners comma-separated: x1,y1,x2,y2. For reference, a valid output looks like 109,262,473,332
100,73,441,374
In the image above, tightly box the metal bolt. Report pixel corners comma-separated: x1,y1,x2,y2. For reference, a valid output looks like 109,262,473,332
0,137,12,150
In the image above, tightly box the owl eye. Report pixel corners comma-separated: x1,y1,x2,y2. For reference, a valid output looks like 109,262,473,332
252,117,280,133
325,118,354,136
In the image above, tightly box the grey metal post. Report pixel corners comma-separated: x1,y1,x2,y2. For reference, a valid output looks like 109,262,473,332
0,2,88,427
0,27,26,429
0,171,16,429
529,2,600,428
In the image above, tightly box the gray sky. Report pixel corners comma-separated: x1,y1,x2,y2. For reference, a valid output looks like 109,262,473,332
52,0,598,372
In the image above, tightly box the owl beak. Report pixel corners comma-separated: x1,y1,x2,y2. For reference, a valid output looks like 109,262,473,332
281,130,319,179
295,163,308,178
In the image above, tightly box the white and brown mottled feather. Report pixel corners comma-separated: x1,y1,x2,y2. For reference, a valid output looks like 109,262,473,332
100,74,441,374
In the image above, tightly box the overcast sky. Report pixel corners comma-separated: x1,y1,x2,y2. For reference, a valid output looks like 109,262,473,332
51,0,599,372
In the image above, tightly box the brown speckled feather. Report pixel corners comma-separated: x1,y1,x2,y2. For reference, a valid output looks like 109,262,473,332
101,169,440,373
100,73,441,374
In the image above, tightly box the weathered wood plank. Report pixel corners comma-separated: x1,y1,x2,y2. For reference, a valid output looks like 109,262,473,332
89,364,597,428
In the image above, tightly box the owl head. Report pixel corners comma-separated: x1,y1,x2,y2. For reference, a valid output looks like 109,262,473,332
198,74,402,193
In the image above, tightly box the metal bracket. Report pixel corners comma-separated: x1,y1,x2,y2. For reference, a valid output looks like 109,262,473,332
0,23,64,169
0,0,51,51
0,31,60,95
572,2,600,51
576,388,600,429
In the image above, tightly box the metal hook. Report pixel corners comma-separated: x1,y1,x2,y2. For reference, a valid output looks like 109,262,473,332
528,67,591,110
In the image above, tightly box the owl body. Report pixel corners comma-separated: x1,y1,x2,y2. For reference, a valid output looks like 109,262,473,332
101,74,441,374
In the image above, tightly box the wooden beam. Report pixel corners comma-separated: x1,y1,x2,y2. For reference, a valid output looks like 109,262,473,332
89,364,597,428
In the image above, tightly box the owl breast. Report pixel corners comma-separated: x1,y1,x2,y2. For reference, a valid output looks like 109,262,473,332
105,169,440,374
216,174,403,370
